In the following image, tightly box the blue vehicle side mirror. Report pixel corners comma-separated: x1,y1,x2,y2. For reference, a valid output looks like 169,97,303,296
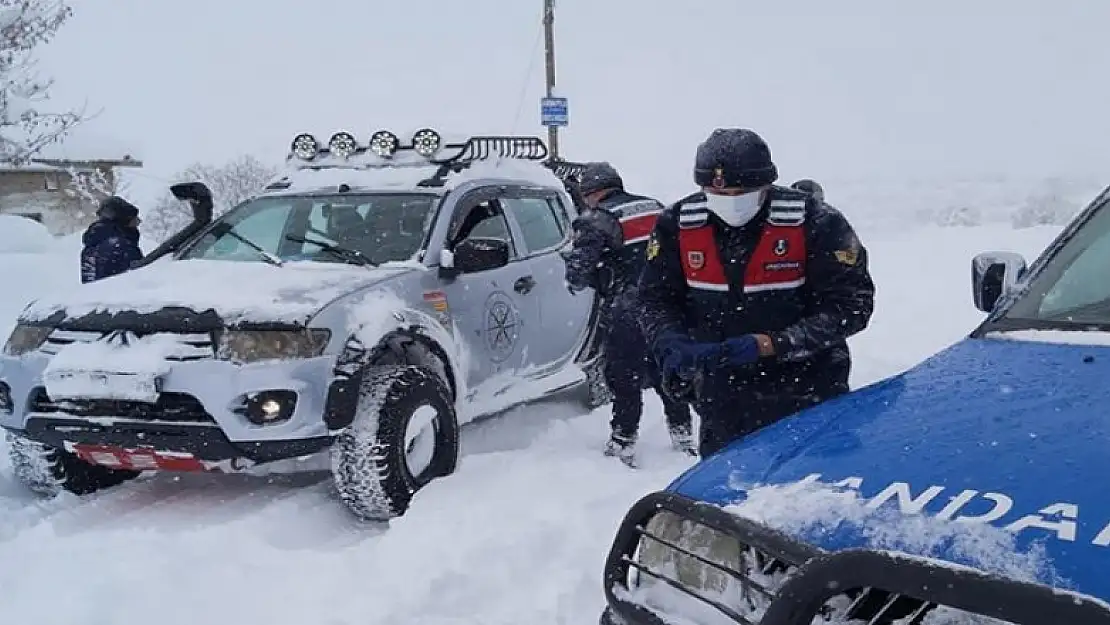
972,251,1027,312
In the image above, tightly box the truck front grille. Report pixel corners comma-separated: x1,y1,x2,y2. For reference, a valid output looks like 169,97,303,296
39,329,215,361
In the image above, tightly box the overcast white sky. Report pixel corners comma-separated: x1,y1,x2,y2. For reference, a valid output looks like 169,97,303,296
33,0,1110,205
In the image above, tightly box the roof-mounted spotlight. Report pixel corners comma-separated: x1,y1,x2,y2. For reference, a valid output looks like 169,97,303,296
369,130,399,158
412,128,442,158
328,131,358,159
291,133,319,160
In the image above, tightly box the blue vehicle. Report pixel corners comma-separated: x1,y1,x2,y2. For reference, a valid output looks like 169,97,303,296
600,186,1110,624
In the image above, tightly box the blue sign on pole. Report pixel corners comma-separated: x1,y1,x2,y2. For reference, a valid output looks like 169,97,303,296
541,97,569,127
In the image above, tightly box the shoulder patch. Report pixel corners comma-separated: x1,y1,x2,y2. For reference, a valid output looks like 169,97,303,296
834,247,859,266
678,200,710,229
645,233,661,260
832,231,862,266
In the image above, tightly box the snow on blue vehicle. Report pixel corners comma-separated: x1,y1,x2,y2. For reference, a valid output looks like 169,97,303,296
599,184,1110,623
0,129,609,522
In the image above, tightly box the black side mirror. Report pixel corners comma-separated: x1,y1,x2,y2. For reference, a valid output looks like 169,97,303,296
972,251,1027,312
439,237,510,279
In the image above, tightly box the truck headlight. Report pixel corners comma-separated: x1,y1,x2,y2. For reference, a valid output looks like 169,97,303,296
636,510,746,598
217,329,331,364
627,510,793,622
2,324,52,356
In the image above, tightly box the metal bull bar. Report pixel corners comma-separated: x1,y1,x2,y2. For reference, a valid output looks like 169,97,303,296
601,491,1110,625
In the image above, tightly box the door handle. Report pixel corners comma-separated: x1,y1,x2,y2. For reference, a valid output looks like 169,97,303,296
514,275,536,294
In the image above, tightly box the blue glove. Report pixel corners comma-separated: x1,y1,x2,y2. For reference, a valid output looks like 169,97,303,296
654,332,762,378
721,335,760,367
653,331,725,379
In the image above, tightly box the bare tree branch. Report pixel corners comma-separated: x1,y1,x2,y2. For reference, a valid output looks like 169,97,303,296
0,0,86,164
63,165,125,204
141,154,280,244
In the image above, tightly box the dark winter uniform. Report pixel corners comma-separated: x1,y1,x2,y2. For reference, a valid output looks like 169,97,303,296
80,196,143,283
639,129,875,457
562,162,694,464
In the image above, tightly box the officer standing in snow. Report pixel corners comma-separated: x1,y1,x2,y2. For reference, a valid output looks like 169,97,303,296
80,195,144,283
563,161,695,466
638,129,875,457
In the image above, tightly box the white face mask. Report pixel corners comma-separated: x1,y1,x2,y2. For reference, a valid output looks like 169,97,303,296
703,189,765,227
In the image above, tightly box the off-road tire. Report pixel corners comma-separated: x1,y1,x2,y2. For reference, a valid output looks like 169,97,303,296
6,432,140,497
330,365,459,521
582,356,613,410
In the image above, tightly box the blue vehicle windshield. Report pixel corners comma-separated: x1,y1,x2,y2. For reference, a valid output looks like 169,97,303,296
179,193,439,265
995,192,1110,328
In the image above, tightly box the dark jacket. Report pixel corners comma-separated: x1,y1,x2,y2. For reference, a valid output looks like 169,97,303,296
563,189,665,300
80,219,143,283
638,185,876,401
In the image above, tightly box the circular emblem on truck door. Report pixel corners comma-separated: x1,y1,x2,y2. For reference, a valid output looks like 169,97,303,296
484,291,520,363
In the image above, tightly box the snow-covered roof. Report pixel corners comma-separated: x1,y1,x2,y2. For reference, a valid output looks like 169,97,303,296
10,124,143,166
39,125,141,163
0,158,139,173
0,162,68,173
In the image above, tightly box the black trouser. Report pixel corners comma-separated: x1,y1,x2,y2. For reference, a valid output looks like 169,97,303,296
604,312,692,439
692,369,838,457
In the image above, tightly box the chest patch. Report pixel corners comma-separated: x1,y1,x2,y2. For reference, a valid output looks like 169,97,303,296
764,260,801,272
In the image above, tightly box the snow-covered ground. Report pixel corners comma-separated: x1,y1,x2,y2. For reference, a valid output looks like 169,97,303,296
0,201,1066,625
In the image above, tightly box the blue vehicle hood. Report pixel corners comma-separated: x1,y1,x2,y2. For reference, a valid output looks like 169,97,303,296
669,334,1110,600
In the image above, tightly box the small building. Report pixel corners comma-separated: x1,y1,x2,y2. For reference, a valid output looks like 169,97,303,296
0,135,144,236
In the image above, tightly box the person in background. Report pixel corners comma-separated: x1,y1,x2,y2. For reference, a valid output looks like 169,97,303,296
638,128,875,457
562,161,695,467
80,196,143,283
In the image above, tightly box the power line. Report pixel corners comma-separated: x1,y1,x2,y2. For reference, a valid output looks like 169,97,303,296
511,15,545,134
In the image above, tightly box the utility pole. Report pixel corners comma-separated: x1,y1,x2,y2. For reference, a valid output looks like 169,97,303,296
542,0,559,160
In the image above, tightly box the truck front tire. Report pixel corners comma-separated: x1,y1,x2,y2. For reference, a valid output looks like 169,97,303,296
330,365,459,521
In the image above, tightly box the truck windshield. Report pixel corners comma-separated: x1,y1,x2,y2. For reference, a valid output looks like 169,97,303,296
996,190,1110,328
180,193,439,266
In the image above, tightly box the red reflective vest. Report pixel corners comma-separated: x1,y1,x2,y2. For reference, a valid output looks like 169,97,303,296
677,198,807,294
612,198,663,246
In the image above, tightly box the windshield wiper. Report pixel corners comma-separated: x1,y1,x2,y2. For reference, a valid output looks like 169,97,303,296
285,234,376,267
212,223,284,267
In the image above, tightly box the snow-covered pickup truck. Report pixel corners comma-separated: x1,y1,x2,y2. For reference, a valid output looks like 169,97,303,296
0,130,608,521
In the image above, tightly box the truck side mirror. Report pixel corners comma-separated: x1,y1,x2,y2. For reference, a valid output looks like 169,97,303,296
972,251,1027,312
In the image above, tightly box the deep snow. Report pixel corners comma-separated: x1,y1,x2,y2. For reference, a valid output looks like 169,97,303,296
0,203,1065,624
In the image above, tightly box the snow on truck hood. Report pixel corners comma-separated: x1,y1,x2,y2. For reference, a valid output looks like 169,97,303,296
668,333,1110,600
18,258,417,325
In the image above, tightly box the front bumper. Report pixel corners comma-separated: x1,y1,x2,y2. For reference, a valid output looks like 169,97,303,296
1,343,340,468
602,491,1110,625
